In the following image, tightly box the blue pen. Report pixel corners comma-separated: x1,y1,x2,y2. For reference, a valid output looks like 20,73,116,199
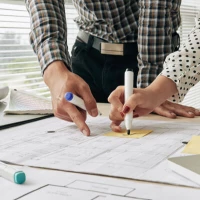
64,92,102,115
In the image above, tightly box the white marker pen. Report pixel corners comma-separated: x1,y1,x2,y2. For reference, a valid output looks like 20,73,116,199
0,161,26,184
124,68,134,135
64,92,101,115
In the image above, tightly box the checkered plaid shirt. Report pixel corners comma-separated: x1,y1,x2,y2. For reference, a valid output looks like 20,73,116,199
25,0,181,88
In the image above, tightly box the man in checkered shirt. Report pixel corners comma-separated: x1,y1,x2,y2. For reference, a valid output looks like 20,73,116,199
26,0,196,135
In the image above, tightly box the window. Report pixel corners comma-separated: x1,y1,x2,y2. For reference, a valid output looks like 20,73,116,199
0,0,78,98
179,0,200,44
0,0,199,98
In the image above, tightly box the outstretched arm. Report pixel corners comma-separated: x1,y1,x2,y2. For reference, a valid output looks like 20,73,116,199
108,12,200,131
25,0,98,135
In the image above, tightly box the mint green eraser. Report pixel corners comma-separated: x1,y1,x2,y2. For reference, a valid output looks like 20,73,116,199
14,171,26,184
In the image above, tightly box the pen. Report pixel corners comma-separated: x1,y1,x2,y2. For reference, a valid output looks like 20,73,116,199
124,68,134,135
0,161,26,184
64,92,102,115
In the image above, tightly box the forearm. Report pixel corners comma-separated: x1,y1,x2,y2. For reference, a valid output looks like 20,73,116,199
43,61,70,89
147,75,178,105
25,0,71,74
137,0,180,88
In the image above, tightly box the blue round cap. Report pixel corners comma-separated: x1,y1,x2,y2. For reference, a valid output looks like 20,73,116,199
65,92,73,101
14,171,26,184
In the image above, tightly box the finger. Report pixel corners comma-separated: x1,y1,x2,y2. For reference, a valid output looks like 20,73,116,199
109,105,124,122
55,112,73,122
54,95,86,120
53,99,73,122
178,107,200,117
153,106,177,119
65,104,90,136
110,121,122,132
133,113,139,118
54,99,89,134
108,86,124,112
122,95,139,114
164,103,196,118
80,84,98,117
195,109,200,116
171,107,195,118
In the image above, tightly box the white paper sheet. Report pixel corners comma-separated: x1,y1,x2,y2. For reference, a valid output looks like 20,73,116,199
1,116,200,188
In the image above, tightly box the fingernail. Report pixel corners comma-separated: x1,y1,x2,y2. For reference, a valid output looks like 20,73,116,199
188,111,194,115
133,114,139,118
122,106,130,114
170,112,176,117
120,112,125,118
91,108,98,117
82,129,89,136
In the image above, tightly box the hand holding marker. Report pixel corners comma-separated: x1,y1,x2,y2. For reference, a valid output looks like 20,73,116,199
65,92,102,115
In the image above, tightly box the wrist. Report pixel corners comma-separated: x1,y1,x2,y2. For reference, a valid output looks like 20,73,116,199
147,75,178,104
43,61,70,88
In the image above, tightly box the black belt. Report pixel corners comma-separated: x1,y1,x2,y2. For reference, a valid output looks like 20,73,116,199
77,31,138,56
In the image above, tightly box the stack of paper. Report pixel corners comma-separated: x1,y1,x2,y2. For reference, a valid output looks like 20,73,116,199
0,87,53,115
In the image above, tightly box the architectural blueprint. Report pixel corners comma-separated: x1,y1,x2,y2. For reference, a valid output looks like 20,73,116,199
1,116,200,188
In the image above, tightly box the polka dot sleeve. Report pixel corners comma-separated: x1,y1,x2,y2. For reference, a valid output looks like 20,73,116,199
160,12,200,103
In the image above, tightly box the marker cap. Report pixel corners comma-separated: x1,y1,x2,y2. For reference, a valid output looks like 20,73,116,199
14,171,26,184
126,68,133,72
65,92,73,101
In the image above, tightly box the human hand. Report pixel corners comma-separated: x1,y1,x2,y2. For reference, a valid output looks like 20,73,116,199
153,100,200,118
108,86,157,132
108,86,200,132
43,61,98,136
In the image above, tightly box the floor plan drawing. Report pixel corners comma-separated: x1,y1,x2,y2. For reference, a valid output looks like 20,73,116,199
1,116,200,188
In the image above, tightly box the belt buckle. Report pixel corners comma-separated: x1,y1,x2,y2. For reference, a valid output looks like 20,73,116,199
100,43,124,56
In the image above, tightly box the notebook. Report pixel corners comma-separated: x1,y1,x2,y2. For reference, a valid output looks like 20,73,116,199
168,155,200,186
0,87,53,115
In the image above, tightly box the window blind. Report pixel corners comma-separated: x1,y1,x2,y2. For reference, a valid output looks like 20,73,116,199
179,0,200,44
0,0,78,98
0,0,199,98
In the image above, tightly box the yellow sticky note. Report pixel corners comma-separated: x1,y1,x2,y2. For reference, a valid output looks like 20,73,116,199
182,135,200,154
103,129,153,139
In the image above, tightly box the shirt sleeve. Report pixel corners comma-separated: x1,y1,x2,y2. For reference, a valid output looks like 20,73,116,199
25,0,71,74
137,0,180,88
161,12,200,103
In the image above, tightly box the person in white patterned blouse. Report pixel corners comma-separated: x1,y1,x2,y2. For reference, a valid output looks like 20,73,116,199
109,12,200,132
